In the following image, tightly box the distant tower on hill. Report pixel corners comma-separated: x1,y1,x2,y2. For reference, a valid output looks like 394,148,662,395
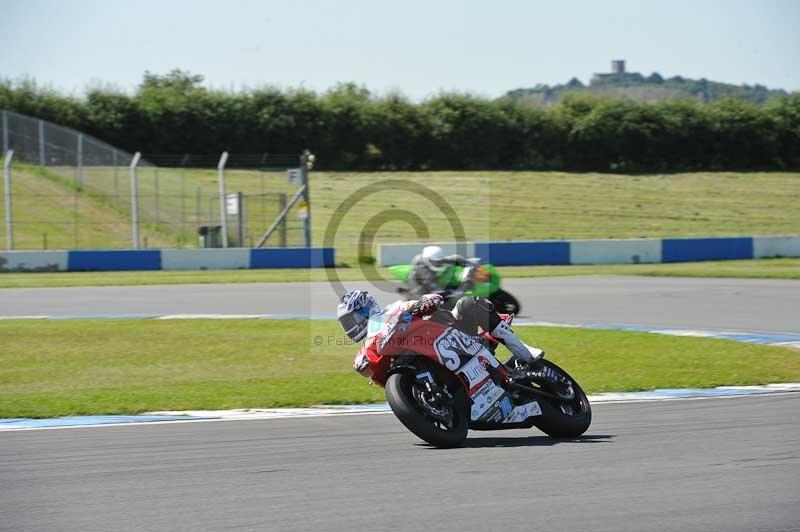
592,59,628,83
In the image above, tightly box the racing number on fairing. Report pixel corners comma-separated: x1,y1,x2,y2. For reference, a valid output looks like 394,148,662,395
433,328,484,371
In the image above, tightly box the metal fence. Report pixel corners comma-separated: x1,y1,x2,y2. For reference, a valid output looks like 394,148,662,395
1,110,309,250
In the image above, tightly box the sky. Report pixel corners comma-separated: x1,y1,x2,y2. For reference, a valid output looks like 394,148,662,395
1,0,799,99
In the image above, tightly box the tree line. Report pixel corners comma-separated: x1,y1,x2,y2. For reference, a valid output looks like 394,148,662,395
2,70,798,171
505,72,788,106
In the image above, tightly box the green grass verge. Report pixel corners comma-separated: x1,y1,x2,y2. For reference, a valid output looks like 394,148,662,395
1,319,798,418
0,258,798,289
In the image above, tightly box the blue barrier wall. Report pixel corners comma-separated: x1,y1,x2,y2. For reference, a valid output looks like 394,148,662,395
0,247,339,272
661,237,754,263
68,250,162,271
250,247,335,269
474,241,570,266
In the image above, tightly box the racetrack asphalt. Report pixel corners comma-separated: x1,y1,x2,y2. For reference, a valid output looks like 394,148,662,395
1,275,798,333
2,394,798,532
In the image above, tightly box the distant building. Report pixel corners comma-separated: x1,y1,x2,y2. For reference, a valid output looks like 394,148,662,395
592,59,627,82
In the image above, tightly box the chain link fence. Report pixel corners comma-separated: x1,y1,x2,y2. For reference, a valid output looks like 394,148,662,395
1,110,309,250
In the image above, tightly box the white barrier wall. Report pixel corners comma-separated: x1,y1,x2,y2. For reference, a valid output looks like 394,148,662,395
160,248,250,270
378,242,476,266
570,238,662,264
0,251,68,272
753,236,800,258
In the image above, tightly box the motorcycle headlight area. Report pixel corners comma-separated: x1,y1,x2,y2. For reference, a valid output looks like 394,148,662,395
474,266,490,282
354,351,371,373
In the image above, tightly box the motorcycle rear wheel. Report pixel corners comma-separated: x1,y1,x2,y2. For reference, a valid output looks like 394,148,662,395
491,289,521,315
385,371,468,448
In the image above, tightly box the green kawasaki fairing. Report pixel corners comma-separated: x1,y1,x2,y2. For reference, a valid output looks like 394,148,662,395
387,263,501,298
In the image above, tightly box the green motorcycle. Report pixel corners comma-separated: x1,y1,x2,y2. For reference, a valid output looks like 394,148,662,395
388,261,521,315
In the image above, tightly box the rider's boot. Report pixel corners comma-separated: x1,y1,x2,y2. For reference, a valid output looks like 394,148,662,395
491,321,545,365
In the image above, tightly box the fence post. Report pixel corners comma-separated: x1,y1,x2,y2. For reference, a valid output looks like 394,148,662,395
154,167,160,225
112,150,119,201
1,111,8,155
76,133,84,187
279,193,287,247
217,151,229,248
38,119,46,166
3,150,13,250
130,152,141,249
195,186,201,226
237,191,244,247
180,171,186,235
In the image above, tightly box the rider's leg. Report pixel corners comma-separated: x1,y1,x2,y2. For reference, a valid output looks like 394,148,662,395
451,297,543,363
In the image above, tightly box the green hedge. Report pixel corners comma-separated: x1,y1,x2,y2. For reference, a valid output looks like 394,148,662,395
2,70,799,171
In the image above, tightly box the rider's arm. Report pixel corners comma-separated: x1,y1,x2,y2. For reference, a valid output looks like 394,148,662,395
443,254,470,266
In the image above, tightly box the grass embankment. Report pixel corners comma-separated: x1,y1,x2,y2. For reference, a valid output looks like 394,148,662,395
2,319,798,418
3,165,799,263
181,170,800,264
0,163,174,249
0,258,797,289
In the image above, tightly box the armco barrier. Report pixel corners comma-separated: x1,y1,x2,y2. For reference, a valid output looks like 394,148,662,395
161,249,250,270
570,238,662,265
69,250,162,271
661,237,753,263
250,247,334,268
378,236,800,266
753,236,800,259
474,241,570,266
0,250,69,272
0,247,335,272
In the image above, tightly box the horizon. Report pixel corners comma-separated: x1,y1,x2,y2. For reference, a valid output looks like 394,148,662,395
2,0,799,99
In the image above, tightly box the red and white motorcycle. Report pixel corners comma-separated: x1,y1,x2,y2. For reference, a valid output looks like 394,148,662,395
353,307,591,448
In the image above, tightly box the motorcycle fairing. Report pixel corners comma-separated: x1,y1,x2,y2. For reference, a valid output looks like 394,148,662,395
450,338,542,424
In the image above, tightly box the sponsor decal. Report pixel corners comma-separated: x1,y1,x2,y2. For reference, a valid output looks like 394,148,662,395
434,328,487,371
500,396,513,417
503,401,542,423
470,381,507,420
458,355,490,388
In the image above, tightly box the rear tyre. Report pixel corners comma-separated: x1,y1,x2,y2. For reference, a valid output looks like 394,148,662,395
491,289,521,315
385,371,468,448
530,360,592,438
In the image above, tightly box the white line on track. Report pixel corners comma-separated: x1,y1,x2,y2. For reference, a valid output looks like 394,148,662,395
3,384,799,432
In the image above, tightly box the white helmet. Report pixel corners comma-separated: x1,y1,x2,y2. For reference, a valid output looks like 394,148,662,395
336,290,379,342
422,245,446,272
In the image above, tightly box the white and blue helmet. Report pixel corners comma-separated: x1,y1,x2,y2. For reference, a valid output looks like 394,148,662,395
336,290,379,341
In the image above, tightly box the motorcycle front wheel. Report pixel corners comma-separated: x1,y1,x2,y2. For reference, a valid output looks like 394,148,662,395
529,360,592,438
385,371,468,448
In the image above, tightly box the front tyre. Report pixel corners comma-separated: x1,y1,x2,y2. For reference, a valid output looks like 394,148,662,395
530,360,592,438
385,372,468,448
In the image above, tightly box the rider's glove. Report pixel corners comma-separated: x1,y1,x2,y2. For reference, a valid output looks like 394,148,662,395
410,293,445,315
